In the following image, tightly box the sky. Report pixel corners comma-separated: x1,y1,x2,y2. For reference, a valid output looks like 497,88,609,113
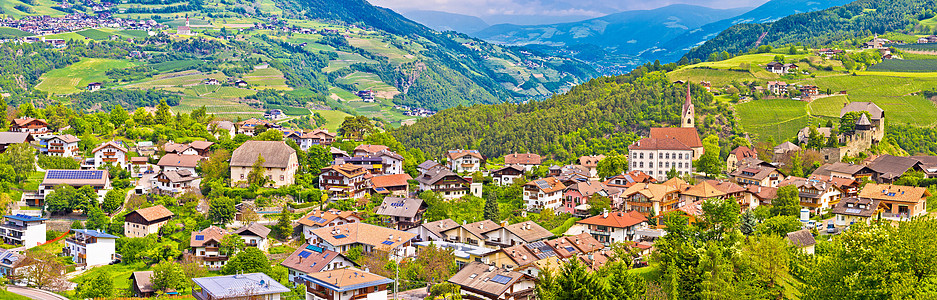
367,0,771,19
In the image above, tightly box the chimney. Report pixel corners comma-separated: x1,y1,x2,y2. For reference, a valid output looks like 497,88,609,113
603,209,608,218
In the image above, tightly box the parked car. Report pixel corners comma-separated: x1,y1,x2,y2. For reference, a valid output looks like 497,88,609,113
826,223,837,234
805,220,816,230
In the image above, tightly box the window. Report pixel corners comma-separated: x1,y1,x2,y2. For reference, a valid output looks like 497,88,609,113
649,153,654,159
240,174,245,179
640,153,644,159
280,175,285,181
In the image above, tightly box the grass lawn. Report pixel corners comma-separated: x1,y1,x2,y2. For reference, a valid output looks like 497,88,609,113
0,290,32,300
76,29,113,40
807,95,849,118
311,109,351,131
737,99,811,143
629,263,661,283
21,171,45,191
0,27,33,38
70,262,149,292
151,59,203,72
35,58,136,94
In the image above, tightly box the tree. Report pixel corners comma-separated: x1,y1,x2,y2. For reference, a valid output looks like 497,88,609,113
740,210,757,235
696,135,722,176
155,99,173,125
84,206,110,231
254,129,283,141
20,251,67,290
220,234,246,256
74,185,97,213
222,248,271,275
840,111,870,134
247,154,267,186
118,237,156,264
338,115,374,141
179,256,208,289
421,191,450,222
109,105,129,127
771,185,801,217
742,235,791,299
788,44,797,55
76,270,114,298
3,143,35,178
45,185,77,215
666,166,679,180
484,192,500,222
152,260,188,293
273,208,292,240
209,197,236,224
596,153,628,178
701,197,741,237
200,149,231,181
807,126,824,150
587,194,611,216
757,215,802,236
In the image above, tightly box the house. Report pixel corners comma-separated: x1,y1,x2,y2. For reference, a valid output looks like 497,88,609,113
578,155,606,178
374,197,426,230
679,181,728,204
124,205,174,238
744,185,778,206
234,118,276,136
603,170,656,188
319,164,370,200
831,197,882,227
765,62,797,74
767,81,788,95
800,85,820,97
0,214,47,249
911,156,937,178
87,82,102,91
36,170,110,207
92,141,130,171
649,127,704,160
858,184,930,220
298,209,362,241
621,178,684,216
486,244,538,272
352,144,389,157
416,167,470,200
209,120,236,138
164,140,214,157
730,158,786,187
307,222,416,257
577,210,649,245
10,118,49,135
774,142,801,157
628,137,694,181
786,229,816,254
64,229,117,266
523,177,566,212
0,132,33,153
299,268,392,300
234,222,272,251
203,78,220,85
867,155,922,183
417,160,443,174
281,244,354,285
370,173,411,196
373,150,405,175
558,232,605,255
335,156,385,175
190,226,230,270
407,218,460,242
286,129,336,150
553,165,590,186
504,153,542,171
414,241,496,268
448,262,536,300
152,169,199,193
841,102,885,142
233,80,248,87
492,165,525,186
562,181,621,217
0,248,25,283
442,220,500,248
812,162,875,181
129,271,156,297
192,273,290,300
447,149,484,173
796,126,832,145
45,134,80,157
862,36,890,49
705,180,752,208
817,48,844,58
230,141,298,187
700,81,712,92
726,146,758,173
264,109,285,120
780,176,844,215
484,221,553,248
157,153,201,175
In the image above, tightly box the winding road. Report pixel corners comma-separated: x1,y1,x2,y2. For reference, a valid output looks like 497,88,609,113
7,286,69,300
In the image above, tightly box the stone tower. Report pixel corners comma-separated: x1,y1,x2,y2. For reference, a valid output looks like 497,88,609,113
682,84,695,128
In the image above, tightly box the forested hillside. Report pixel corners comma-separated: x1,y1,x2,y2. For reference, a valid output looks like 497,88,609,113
684,0,937,61
391,72,742,161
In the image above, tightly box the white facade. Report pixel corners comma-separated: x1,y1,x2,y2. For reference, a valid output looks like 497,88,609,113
240,233,269,252
64,230,117,266
93,144,129,171
523,188,563,212
379,155,403,175
448,156,481,173
629,149,693,181
46,136,79,157
0,215,47,249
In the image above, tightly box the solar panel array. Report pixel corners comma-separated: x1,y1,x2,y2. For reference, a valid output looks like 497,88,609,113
47,170,103,180
298,251,312,258
333,234,347,239
381,240,394,245
490,275,512,285
306,245,324,253
844,208,863,214
390,201,406,207
525,241,556,259
536,180,550,190
307,216,327,223
195,235,205,241
565,246,576,253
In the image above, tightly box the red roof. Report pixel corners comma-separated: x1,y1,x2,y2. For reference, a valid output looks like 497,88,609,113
628,138,691,151
370,173,412,188
649,127,702,148
577,211,647,228
729,146,757,160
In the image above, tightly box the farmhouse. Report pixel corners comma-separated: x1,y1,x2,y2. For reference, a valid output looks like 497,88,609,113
230,140,298,187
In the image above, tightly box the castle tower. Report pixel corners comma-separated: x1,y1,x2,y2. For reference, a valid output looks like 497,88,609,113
681,83,695,128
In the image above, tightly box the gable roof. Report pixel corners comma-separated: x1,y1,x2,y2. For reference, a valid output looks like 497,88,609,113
127,205,174,223
604,170,656,188
71,229,118,239
567,181,619,198
813,162,874,177
192,273,290,298
774,142,801,153
370,173,412,188
502,221,553,243
298,209,360,227
320,164,368,179
130,271,155,294
704,180,746,194
565,232,604,254
456,220,501,239
301,267,392,292
859,184,930,203
577,211,647,228
729,146,757,160
497,244,538,266
157,154,201,168
353,144,389,155
681,181,728,199
830,197,881,218
0,132,32,145
746,185,778,201
504,153,542,165
492,165,525,175
375,197,425,219
233,222,271,238
311,222,416,249
230,141,296,168
628,137,692,151
649,127,703,148
525,177,566,193
421,219,461,238
189,140,214,150
50,134,80,143
447,149,483,160
417,160,442,170
786,229,816,248
622,183,678,202
92,141,128,153
190,226,228,247
416,167,465,186
841,102,884,120
868,155,921,180
280,243,347,275
11,117,48,127
157,169,198,183
578,155,606,168
448,262,530,298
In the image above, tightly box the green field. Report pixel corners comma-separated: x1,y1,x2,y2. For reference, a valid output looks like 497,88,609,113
71,262,148,291
0,27,33,38
151,59,203,72
807,95,850,118
868,59,937,72
76,29,113,40
0,0,67,18
35,58,136,94
737,99,811,143
267,104,310,115
312,109,352,131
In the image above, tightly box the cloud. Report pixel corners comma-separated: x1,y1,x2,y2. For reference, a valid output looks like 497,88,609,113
369,0,770,17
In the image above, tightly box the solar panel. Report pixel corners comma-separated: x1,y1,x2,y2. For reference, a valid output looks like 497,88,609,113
536,180,550,189
844,208,863,214
333,234,347,239
47,170,103,180
323,253,329,259
491,275,512,285
381,240,394,245
307,216,327,223
195,235,204,241
298,251,312,258
306,245,324,253
565,246,576,252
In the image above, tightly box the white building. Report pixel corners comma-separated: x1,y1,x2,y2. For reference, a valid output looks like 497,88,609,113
375,150,404,175
628,138,694,181
92,141,130,171
36,170,110,207
64,229,117,266
446,149,483,173
190,226,230,271
280,244,353,285
230,141,298,187
123,205,174,238
234,222,271,252
0,214,47,249
151,169,199,193
523,177,566,212
45,134,80,157
576,210,650,246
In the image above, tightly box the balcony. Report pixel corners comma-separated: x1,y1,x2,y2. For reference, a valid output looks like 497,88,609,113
0,223,26,231
202,256,228,262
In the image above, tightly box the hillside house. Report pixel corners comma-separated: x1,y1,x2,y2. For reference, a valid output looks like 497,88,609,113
157,153,200,175
504,153,542,171
36,170,110,207
442,220,499,248
524,177,566,212
831,197,882,227
319,164,370,200
0,132,33,153
129,271,155,297
151,169,199,194
0,214,47,249
281,244,354,285
483,221,553,248
781,176,845,215
352,144,389,157
86,82,102,91
766,62,797,74
374,197,426,230
786,229,817,254
726,146,758,173
407,218,460,242
370,173,412,196
448,262,536,300
10,118,49,135
164,140,213,157
192,273,290,300
234,118,276,136
767,81,789,95
298,209,362,241
64,229,117,266
859,184,929,220
189,226,230,270
447,149,484,173
45,134,80,157
234,222,271,252
92,141,130,171
730,158,786,187
492,165,525,186
300,268,392,300
230,141,298,187
416,167,470,200
621,178,686,216
628,137,694,181
578,155,606,178
577,210,649,245
308,222,416,257
124,205,174,238
562,181,621,217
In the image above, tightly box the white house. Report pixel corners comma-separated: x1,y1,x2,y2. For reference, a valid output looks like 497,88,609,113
280,244,354,285
92,141,130,171
45,134,80,157
234,222,271,252
36,170,110,207
190,226,230,270
123,205,174,238
447,149,483,173
576,210,649,246
230,141,298,187
151,169,199,193
156,153,200,174
407,218,460,242
0,214,47,249
64,229,117,266
375,149,405,175
482,221,553,248
299,267,393,300
523,177,566,212
628,138,694,181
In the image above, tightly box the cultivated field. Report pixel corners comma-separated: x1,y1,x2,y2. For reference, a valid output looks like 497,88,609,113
737,99,811,143
35,58,136,94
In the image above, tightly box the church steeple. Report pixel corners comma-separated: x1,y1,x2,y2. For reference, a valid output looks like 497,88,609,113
682,83,695,128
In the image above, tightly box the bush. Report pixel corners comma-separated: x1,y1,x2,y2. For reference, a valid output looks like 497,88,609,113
37,155,80,169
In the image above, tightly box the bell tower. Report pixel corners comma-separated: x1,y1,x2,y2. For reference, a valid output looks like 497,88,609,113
682,83,695,128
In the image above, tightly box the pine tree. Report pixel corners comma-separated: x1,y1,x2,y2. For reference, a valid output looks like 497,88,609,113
484,192,500,222
740,210,757,235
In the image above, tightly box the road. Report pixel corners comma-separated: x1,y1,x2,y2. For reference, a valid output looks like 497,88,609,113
393,287,429,300
7,286,69,300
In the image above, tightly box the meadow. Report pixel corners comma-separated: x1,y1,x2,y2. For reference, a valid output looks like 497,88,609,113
310,109,351,131
868,59,937,72
0,27,33,38
35,58,136,94
737,99,812,143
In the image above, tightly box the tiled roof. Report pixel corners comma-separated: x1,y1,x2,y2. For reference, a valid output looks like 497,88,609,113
604,170,656,188
370,173,412,188
703,180,746,194
774,142,801,153
11,117,48,127
458,220,501,239
280,243,346,275
525,177,565,193
622,183,678,203
0,132,31,145
830,197,880,217
128,205,174,222
233,222,271,238
416,167,465,186
421,219,460,238
813,162,872,177
301,268,392,292
649,127,702,148
297,209,359,227
51,134,80,143
841,102,884,120
859,184,930,203
92,141,128,153
868,155,921,180
157,153,201,168
565,232,604,254
503,221,553,243
448,262,529,297
354,144,389,155
130,271,155,294
190,226,227,247
417,160,441,170
567,181,619,198
157,169,198,183
578,155,606,168
230,141,295,168
628,137,691,151
544,236,579,258
375,197,425,219
498,244,538,266
577,211,647,228
321,164,368,179
729,146,757,160
504,153,541,165
681,181,728,198
786,229,816,248
311,222,416,249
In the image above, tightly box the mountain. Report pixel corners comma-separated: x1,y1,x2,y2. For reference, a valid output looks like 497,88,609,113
472,4,751,55
683,0,931,61
645,0,855,63
401,10,490,33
